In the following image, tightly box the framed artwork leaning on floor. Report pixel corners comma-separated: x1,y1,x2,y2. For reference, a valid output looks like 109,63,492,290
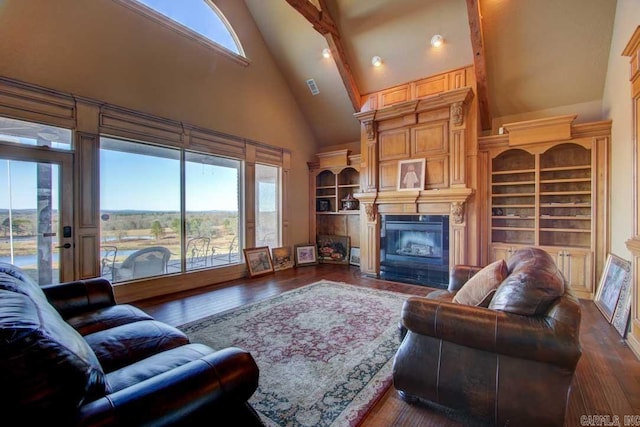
271,246,294,271
316,234,350,264
243,246,274,277
294,244,318,266
594,253,631,323
350,247,360,267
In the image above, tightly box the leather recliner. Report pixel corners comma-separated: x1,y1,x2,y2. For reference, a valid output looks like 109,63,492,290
0,262,263,426
392,247,582,427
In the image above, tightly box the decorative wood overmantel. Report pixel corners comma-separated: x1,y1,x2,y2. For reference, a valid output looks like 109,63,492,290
354,86,474,140
353,82,478,277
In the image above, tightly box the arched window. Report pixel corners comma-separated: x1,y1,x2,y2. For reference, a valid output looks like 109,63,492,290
129,0,245,57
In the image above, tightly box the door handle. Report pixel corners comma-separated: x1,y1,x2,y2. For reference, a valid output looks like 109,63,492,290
56,243,72,249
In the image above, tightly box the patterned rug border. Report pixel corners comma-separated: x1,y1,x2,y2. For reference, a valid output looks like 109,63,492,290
178,279,408,332
179,279,409,427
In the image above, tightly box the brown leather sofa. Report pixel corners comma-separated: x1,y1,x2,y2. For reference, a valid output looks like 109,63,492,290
0,262,263,426
393,247,582,427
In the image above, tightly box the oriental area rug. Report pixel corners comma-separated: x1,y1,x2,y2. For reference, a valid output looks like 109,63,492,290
179,280,408,427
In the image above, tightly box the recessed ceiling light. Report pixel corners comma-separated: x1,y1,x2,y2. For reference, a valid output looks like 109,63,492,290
322,48,331,58
431,34,444,48
371,56,383,67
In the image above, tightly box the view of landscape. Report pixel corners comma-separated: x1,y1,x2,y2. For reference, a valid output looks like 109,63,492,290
0,207,241,279
99,209,240,265
1,122,278,285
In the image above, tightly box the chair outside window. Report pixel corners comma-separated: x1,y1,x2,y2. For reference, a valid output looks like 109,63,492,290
186,237,210,270
100,245,118,282
257,231,276,249
210,236,239,266
114,246,171,282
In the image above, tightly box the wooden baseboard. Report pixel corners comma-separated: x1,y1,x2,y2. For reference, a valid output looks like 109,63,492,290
627,332,640,361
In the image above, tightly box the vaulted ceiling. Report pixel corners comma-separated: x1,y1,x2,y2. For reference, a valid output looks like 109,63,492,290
244,0,617,149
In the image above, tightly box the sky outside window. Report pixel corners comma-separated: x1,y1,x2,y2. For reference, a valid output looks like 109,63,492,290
0,160,60,210
99,138,240,212
133,0,242,55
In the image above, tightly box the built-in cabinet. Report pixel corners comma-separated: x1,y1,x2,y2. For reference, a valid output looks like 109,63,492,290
481,115,609,299
623,26,640,358
308,150,361,248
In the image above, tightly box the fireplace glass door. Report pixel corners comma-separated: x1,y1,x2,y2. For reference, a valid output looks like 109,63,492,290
380,215,449,287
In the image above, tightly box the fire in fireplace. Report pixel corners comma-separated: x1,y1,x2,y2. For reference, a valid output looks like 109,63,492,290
380,214,449,287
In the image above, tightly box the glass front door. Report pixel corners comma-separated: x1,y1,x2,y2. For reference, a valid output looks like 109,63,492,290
0,154,73,284
0,117,74,285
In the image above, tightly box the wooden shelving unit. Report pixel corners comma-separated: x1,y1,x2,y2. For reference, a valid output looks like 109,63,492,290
490,149,536,246
481,115,610,299
308,150,361,247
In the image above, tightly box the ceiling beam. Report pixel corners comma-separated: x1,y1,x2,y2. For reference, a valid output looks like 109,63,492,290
284,0,362,112
466,0,492,131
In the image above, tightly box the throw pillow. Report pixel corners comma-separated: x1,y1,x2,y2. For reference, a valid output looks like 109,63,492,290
452,259,508,307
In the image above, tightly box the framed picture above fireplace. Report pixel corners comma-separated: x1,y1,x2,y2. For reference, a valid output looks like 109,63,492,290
397,158,426,191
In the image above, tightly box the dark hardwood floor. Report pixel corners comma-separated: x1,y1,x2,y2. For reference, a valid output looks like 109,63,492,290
135,264,640,427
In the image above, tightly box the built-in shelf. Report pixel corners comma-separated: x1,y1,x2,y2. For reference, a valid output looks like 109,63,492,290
309,151,361,248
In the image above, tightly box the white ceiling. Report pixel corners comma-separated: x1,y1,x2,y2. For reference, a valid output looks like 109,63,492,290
244,0,617,148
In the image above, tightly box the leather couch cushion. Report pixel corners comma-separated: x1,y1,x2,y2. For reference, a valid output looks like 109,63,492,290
66,304,154,336
453,259,507,307
84,319,190,373
489,247,565,316
0,280,105,418
0,264,49,305
0,261,40,289
105,343,213,392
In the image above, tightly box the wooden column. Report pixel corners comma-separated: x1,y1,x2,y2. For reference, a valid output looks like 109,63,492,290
74,100,101,279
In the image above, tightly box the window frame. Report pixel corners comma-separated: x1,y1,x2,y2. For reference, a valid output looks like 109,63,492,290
0,76,290,297
255,162,282,249
99,136,248,281
111,0,249,66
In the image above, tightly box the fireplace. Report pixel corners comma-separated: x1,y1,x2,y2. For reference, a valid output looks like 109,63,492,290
380,214,449,288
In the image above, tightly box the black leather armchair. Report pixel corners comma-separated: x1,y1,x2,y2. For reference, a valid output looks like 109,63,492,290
0,262,263,426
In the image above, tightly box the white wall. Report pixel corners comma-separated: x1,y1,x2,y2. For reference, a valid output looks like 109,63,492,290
0,0,318,246
602,0,640,261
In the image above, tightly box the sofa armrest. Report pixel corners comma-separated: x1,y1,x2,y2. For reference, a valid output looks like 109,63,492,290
401,296,581,370
76,347,260,426
42,278,116,318
448,264,484,292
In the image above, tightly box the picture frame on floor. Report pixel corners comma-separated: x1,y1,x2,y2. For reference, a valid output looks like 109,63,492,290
594,253,631,323
317,234,350,264
243,246,274,277
294,244,318,266
350,247,361,267
611,261,633,337
271,246,294,271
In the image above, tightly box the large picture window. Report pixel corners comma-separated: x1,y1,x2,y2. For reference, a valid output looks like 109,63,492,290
99,137,244,282
185,151,241,270
100,137,181,282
